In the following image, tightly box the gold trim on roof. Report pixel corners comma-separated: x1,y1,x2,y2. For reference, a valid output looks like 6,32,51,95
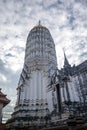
30,25,48,32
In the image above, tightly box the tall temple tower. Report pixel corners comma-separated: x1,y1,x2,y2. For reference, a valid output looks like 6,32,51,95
9,22,58,129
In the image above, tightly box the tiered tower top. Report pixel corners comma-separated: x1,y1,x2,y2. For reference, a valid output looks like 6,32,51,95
31,20,48,30
25,22,57,72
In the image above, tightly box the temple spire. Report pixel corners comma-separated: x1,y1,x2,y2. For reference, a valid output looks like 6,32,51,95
63,48,72,75
63,49,71,68
38,20,41,26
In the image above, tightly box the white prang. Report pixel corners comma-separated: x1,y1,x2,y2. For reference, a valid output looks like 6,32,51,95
14,25,57,119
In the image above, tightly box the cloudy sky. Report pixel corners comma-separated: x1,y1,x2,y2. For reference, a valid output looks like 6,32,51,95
0,0,87,122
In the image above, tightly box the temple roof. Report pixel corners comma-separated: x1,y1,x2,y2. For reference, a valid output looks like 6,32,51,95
0,88,10,107
30,20,49,32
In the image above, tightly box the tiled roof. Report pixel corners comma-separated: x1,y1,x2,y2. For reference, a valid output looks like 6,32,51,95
0,88,10,107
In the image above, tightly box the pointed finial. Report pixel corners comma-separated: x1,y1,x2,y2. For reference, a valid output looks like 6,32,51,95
63,48,65,56
38,20,41,26
63,48,67,60
63,48,70,67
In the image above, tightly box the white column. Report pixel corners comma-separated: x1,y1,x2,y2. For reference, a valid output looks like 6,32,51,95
24,85,27,100
28,81,30,101
38,71,40,99
26,80,30,100
31,75,33,100
41,71,43,99
0,104,3,123
34,71,36,100
40,71,42,99
36,71,38,100
30,76,32,100
43,76,47,99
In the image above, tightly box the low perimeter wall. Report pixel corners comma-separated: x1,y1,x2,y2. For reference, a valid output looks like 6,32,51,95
0,124,6,130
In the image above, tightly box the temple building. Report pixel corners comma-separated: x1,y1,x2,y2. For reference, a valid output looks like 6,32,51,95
6,22,58,129
0,88,10,123
6,22,87,130
60,52,87,105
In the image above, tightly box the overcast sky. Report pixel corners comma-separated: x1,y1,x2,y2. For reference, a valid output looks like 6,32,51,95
0,0,87,122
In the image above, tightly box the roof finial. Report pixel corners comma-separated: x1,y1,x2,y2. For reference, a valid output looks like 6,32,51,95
63,48,70,67
38,20,41,26
63,47,65,54
63,48,66,59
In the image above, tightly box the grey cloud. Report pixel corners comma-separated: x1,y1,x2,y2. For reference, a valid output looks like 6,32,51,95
0,59,20,82
0,59,6,73
0,35,8,40
5,53,14,57
80,52,87,57
75,0,87,6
